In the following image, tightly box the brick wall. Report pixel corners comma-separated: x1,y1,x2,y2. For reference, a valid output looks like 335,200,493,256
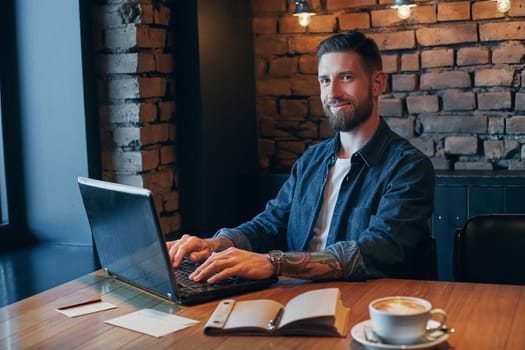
91,0,180,235
252,0,525,172
90,0,525,235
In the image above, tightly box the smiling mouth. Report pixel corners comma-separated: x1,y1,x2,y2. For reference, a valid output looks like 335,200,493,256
330,102,351,110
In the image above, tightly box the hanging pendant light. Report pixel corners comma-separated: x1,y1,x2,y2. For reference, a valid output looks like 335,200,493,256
391,0,417,20
291,0,316,27
496,0,511,13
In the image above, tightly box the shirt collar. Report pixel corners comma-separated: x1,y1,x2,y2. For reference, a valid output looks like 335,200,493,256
328,117,392,168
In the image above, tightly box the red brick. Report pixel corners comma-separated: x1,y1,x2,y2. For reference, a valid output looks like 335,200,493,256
154,4,171,26
379,98,403,117
484,140,505,160
137,25,166,48
155,53,173,73
472,1,506,20
507,116,525,133
420,71,471,90
382,54,399,73
371,9,402,28
289,36,327,54
255,58,268,78
280,99,309,118
291,76,320,96
407,95,439,114
258,138,276,157
475,68,515,87
445,136,478,155
492,41,525,63
160,145,176,165
140,102,157,123
159,101,175,121
386,117,414,138
139,77,167,98
256,98,278,117
478,92,512,110
141,149,159,171
317,119,332,137
327,0,376,10
254,36,288,56
298,55,318,74
309,97,324,117
141,123,169,144
443,90,476,111
421,48,454,68
269,56,298,77
457,47,490,66
416,24,477,46
401,53,420,72
480,21,525,41
251,0,287,14
297,120,319,139
256,79,292,96
509,0,525,16
339,12,370,31
438,1,470,21
368,31,416,51
410,137,435,157
308,15,336,33
420,115,487,133
409,5,437,24
253,17,277,34
279,16,306,34
392,74,418,91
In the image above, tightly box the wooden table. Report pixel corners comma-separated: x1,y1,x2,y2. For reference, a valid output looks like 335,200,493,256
2,270,525,349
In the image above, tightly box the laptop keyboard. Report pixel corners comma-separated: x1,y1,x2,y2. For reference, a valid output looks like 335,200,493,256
174,259,239,292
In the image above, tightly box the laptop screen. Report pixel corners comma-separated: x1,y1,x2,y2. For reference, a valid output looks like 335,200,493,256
78,177,179,301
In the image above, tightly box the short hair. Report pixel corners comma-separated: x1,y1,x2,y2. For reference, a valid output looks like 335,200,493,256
317,31,383,75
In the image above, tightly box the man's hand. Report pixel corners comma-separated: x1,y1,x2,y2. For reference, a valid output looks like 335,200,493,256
166,234,214,268
189,247,275,284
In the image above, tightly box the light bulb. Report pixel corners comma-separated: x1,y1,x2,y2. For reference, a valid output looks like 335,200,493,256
396,5,413,20
297,13,313,27
496,0,510,13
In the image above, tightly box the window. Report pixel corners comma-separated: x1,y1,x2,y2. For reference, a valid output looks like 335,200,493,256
0,89,8,226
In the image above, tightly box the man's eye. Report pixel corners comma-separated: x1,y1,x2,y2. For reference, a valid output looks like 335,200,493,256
342,75,352,81
319,78,330,85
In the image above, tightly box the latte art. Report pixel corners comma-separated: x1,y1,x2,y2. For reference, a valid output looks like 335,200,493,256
372,299,427,315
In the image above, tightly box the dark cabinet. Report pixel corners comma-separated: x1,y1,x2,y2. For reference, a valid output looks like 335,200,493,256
433,171,525,281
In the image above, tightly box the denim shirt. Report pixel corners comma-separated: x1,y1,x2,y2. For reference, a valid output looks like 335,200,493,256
215,118,435,280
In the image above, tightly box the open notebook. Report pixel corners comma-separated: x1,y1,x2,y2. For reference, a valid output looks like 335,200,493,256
77,177,277,305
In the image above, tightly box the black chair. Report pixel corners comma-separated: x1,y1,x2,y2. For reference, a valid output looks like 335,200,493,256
454,214,525,285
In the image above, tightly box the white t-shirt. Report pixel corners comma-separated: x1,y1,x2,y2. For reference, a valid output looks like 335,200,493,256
308,157,352,251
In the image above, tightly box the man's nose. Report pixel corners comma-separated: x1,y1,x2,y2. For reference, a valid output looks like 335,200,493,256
327,81,343,99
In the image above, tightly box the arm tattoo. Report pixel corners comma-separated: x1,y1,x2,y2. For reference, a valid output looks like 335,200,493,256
281,251,343,280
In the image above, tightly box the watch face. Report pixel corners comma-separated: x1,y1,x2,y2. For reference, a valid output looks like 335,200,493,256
270,250,284,260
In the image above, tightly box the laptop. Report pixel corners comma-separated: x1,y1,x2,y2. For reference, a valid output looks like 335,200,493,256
77,176,277,305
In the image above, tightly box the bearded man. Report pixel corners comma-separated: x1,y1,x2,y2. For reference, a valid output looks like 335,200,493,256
167,31,435,283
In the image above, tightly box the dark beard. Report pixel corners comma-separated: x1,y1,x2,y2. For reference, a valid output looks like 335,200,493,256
323,88,374,132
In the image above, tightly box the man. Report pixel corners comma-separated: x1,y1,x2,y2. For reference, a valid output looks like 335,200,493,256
167,31,435,284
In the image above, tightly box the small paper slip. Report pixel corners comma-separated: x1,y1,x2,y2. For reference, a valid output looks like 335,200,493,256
105,308,200,337
56,299,117,318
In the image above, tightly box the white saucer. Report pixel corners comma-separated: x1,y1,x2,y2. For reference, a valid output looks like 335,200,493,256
351,319,449,350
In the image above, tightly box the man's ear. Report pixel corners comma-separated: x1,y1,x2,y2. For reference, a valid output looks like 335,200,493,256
372,71,387,96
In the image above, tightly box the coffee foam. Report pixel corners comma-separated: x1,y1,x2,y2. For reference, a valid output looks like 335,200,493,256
373,299,427,315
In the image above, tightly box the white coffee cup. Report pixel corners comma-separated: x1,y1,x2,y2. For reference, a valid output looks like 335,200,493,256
368,296,447,345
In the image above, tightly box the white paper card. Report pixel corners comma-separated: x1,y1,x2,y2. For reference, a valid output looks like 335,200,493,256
105,308,200,337
56,300,117,318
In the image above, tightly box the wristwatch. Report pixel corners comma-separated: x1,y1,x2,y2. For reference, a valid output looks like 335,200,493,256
267,250,285,276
